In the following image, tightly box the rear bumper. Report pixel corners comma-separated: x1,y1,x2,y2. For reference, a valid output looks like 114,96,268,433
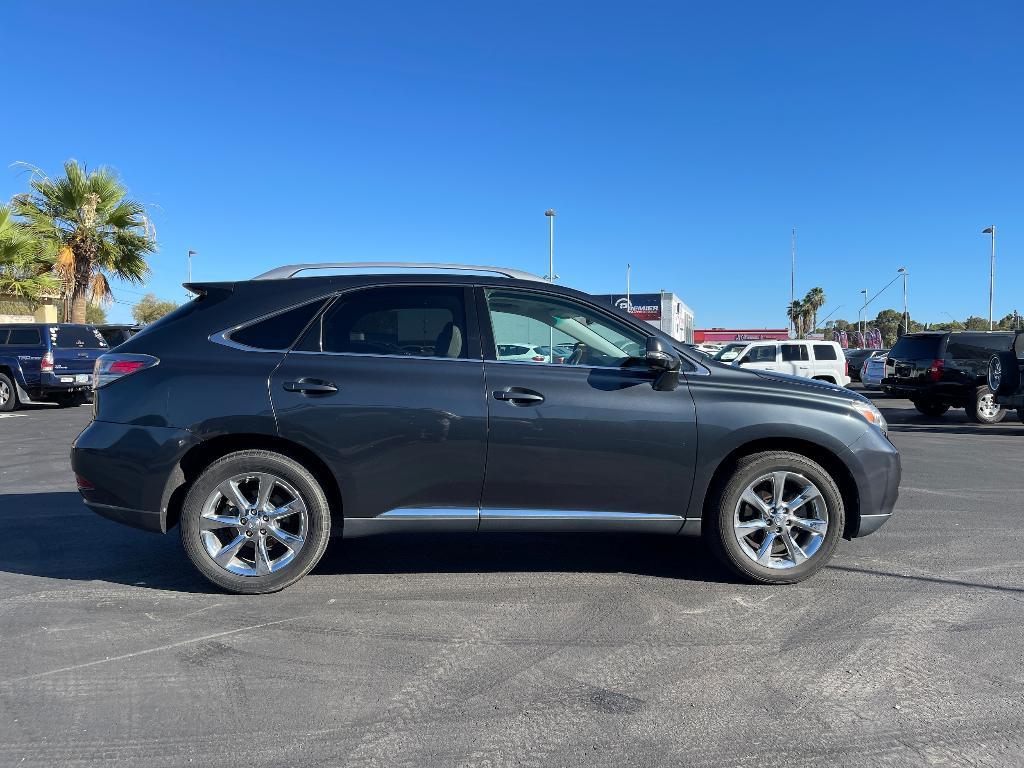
996,393,1024,408
71,420,196,533
840,427,901,538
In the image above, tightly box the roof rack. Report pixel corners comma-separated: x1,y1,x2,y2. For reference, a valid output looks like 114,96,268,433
253,262,545,282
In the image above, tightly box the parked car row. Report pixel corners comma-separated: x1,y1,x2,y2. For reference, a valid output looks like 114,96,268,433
0,322,141,411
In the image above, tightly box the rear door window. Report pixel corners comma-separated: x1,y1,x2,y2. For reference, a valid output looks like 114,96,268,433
53,326,107,349
7,328,41,345
780,344,810,361
298,286,470,359
890,335,942,360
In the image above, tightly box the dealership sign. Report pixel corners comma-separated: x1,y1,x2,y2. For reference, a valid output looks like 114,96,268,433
594,293,662,321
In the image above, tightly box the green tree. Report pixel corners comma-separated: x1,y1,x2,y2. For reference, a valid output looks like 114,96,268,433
13,160,156,323
0,204,58,302
802,287,826,333
963,316,989,331
787,300,805,338
85,303,107,324
132,293,178,324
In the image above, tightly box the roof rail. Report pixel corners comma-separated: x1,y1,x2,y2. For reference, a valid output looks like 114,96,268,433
253,262,545,282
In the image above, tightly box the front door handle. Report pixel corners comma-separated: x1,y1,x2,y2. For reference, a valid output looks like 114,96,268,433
284,378,338,395
493,387,545,405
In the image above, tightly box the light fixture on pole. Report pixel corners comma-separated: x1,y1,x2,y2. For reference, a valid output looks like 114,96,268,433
898,267,909,336
982,226,995,330
544,209,556,283
187,250,197,283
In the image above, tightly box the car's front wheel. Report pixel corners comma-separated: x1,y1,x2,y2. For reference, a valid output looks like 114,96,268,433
706,451,845,585
180,450,332,594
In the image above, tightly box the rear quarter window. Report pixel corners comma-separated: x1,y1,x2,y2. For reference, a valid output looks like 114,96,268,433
946,335,1013,359
812,344,838,360
890,335,941,359
230,299,328,350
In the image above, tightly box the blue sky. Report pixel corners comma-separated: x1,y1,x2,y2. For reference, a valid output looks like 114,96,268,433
3,1,1022,327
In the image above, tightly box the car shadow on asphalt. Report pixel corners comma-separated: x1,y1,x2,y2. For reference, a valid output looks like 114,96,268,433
2,492,737,590
317,531,735,583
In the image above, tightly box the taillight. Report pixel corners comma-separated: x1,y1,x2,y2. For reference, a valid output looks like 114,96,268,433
845,359,850,377
75,474,95,490
532,355,546,362
41,351,54,373
93,353,159,389
927,358,944,382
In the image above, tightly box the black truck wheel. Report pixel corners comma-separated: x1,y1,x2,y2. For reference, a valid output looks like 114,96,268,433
965,385,1006,425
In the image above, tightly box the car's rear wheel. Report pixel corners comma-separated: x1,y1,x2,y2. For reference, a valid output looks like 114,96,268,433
913,399,949,417
0,373,15,412
965,384,1005,424
180,450,332,594
705,451,844,585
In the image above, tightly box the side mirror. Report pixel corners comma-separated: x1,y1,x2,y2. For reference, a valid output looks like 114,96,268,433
646,337,680,391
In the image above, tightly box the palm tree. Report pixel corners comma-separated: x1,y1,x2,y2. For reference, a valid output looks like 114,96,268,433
0,204,59,302
13,161,155,323
787,300,805,338
803,287,826,334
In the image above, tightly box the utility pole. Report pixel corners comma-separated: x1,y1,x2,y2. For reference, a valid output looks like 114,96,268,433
626,263,631,309
187,250,197,297
899,267,909,336
790,227,796,336
982,226,995,330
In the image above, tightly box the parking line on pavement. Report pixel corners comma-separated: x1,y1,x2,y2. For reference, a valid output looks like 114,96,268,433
0,414,24,419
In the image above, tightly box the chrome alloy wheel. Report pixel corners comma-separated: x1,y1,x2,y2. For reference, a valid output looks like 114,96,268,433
199,472,308,576
733,471,829,570
978,392,1001,420
0,380,10,407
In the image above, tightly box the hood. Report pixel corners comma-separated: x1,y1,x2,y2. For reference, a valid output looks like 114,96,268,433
752,369,868,403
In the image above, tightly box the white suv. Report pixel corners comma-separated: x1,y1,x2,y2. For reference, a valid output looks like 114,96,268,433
730,340,850,386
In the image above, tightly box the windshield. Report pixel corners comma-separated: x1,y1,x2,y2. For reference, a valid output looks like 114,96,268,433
713,342,748,362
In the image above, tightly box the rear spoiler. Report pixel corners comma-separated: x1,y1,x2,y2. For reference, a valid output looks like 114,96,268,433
182,281,235,298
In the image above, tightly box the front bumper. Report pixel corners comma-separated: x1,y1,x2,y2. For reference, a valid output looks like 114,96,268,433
71,420,197,533
840,427,901,537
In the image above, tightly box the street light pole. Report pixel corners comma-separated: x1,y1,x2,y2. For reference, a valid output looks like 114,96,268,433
626,263,631,309
544,209,556,283
859,289,868,338
898,267,908,336
982,226,995,329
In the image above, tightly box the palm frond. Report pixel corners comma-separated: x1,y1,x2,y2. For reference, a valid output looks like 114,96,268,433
89,271,113,305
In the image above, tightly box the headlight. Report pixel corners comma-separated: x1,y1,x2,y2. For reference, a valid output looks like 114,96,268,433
850,400,887,433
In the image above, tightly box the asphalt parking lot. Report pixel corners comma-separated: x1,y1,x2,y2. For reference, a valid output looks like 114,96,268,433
2,391,1023,767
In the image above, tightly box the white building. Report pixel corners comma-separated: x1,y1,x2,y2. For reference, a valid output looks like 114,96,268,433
592,291,694,344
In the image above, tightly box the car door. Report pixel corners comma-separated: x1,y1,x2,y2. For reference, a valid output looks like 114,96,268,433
477,286,697,531
270,285,488,534
737,343,779,371
779,343,812,378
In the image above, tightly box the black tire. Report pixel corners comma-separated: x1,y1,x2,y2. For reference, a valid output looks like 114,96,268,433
988,351,1020,396
1018,408,1024,424
180,450,332,594
704,451,845,585
965,384,1006,425
913,399,949,417
0,372,16,412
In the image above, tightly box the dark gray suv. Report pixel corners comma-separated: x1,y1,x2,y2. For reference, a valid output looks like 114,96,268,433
71,263,900,593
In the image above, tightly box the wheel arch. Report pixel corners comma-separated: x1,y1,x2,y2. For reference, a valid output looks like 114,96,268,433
699,437,861,539
163,433,344,533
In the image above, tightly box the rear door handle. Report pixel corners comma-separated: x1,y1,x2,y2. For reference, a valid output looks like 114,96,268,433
493,387,545,405
284,378,338,395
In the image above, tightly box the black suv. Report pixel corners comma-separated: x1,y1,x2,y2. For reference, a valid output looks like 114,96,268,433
71,263,900,593
883,331,1016,423
988,331,1024,422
